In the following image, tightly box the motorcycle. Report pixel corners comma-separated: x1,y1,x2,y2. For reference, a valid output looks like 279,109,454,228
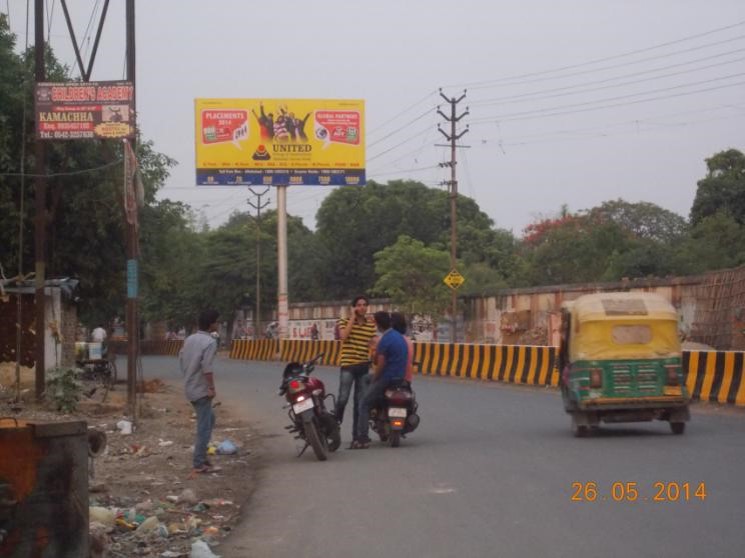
278,353,340,461
370,379,420,447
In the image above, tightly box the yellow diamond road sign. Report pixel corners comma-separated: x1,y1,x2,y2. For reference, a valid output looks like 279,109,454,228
443,269,465,290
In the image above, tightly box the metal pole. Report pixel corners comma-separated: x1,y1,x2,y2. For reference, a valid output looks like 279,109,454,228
449,100,457,342
277,185,288,340
34,0,46,400
247,188,270,340
125,0,138,419
438,90,468,343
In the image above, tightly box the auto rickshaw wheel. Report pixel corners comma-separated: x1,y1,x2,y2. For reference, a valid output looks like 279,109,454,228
571,414,590,438
670,422,686,435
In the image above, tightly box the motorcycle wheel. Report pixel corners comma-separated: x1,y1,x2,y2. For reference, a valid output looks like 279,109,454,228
303,416,328,461
389,430,401,448
377,422,389,442
327,426,341,452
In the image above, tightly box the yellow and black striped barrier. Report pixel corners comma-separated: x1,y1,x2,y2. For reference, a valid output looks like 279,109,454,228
412,342,559,386
227,340,745,407
279,339,343,367
230,339,280,361
683,350,745,406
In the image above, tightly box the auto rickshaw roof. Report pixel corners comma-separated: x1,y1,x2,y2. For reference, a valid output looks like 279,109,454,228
565,292,678,322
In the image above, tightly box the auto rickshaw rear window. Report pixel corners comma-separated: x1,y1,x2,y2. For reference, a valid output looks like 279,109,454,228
601,298,648,316
611,324,652,344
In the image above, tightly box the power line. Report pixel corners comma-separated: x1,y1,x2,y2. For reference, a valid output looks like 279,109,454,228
367,125,433,162
367,107,435,149
471,50,745,107
470,72,745,123
445,20,745,90
367,89,438,136
1,158,122,178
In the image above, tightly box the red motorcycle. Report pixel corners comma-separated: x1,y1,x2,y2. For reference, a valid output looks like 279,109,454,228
370,380,420,447
278,353,340,461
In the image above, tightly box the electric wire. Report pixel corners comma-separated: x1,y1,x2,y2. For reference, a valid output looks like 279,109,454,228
445,20,745,90
470,73,745,124
470,50,745,107
367,89,438,136
1,158,123,178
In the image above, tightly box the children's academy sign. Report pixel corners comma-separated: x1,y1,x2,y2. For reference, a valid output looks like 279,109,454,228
35,81,135,140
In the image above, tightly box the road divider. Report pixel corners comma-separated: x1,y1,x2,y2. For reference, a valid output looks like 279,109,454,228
228,339,745,407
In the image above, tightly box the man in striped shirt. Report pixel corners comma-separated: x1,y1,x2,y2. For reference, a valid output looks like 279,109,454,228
335,295,377,445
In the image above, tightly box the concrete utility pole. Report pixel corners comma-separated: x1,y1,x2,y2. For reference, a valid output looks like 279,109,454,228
34,0,47,400
437,89,469,343
247,188,270,340
125,0,138,419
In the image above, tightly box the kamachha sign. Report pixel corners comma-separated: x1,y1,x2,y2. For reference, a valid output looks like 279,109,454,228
195,98,365,186
35,81,135,140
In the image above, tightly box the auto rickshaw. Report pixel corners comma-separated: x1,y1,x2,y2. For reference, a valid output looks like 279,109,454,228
559,292,690,437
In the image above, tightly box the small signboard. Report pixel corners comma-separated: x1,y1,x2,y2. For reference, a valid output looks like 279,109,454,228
35,81,135,140
443,269,465,290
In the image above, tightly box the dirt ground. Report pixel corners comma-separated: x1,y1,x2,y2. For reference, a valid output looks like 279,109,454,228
0,363,259,558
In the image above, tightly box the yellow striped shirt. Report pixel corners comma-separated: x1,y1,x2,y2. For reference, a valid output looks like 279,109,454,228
338,317,376,366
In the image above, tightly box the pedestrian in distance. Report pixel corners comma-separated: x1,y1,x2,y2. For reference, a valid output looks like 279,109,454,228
335,295,377,447
179,309,221,475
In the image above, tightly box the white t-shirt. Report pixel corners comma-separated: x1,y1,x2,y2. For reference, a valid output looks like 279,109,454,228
91,327,107,343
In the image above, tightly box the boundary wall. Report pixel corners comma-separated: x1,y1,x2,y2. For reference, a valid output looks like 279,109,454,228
229,339,745,407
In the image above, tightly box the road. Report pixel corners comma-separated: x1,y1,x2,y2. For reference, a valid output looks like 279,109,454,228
143,355,745,558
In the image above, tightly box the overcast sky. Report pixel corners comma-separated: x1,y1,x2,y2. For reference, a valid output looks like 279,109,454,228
7,1,745,235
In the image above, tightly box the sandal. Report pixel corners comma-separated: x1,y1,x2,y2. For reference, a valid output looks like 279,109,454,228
351,440,370,449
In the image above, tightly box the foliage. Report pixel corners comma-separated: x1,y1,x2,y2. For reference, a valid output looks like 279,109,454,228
690,149,745,226
45,366,82,413
587,199,687,243
373,235,451,318
671,212,745,274
315,180,518,299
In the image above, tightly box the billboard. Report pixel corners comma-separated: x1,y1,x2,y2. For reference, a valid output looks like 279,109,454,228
35,81,135,140
195,98,365,186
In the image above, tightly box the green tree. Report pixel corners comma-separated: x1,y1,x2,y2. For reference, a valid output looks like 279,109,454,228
373,235,451,318
690,149,745,226
0,20,177,327
315,179,517,299
672,212,745,274
588,199,687,243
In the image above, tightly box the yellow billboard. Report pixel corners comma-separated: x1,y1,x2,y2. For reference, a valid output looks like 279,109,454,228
195,98,365,186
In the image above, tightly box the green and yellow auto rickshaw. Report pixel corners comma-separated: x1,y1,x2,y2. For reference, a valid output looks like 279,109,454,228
559,292,690,437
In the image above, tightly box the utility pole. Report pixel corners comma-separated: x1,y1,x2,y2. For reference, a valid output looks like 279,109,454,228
247,188,270,340
34,0,46,400
125,0,138,419
437,89,469,343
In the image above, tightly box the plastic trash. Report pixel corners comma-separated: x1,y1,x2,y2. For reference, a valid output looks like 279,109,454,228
216,439,237,455
116,420,132,435
190,539,220,558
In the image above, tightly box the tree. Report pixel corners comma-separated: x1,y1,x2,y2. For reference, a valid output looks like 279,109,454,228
315,179,518,299
672,212,745,274
373,235,451,318
0,21,177,327
690,149,745,226
587,199,687,243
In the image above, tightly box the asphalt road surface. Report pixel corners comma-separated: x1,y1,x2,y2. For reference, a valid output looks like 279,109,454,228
142,355,745,558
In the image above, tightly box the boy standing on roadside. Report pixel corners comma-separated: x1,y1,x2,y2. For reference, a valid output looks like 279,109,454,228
180,309,220,475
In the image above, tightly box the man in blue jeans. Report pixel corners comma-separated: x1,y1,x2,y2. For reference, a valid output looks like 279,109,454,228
179,309,220,474
354,311,408,448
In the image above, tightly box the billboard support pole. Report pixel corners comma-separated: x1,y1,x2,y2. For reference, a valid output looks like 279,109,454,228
277,185,288,341
34,0,47,400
